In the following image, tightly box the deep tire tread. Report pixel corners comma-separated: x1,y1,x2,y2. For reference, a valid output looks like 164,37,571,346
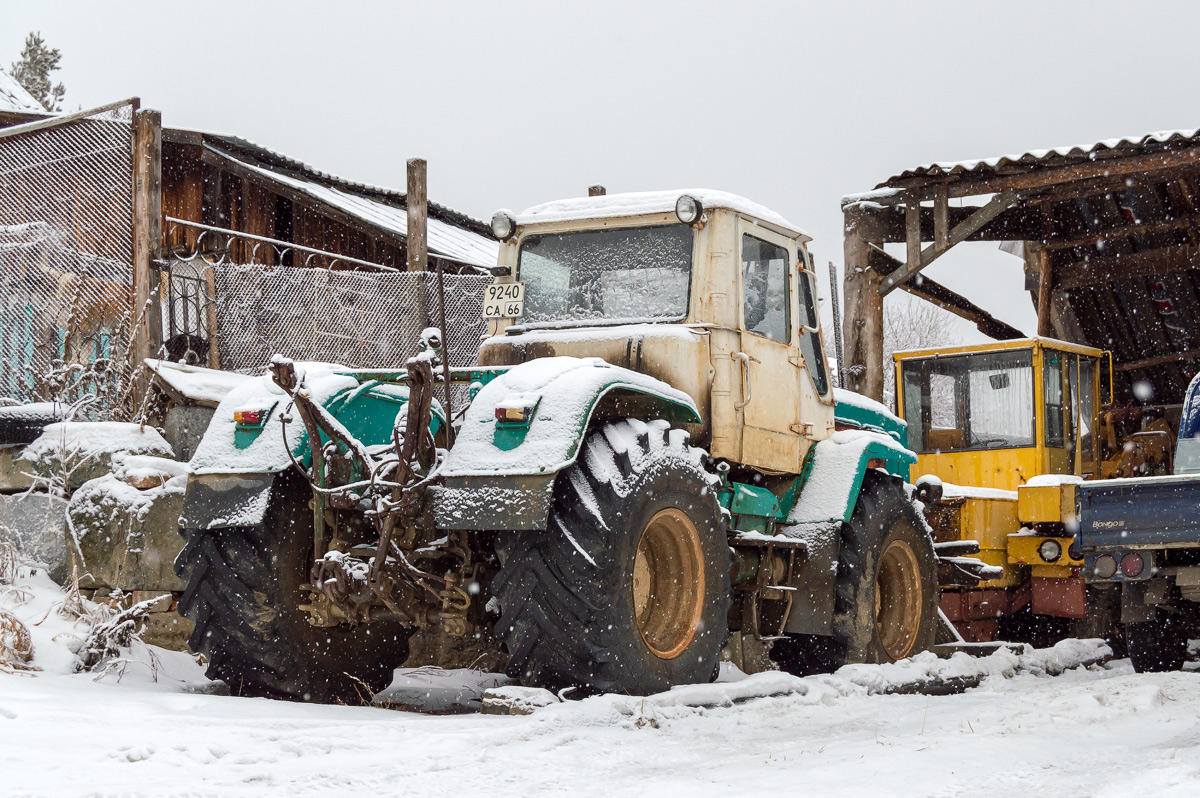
175,473,412,703
493,419,729,694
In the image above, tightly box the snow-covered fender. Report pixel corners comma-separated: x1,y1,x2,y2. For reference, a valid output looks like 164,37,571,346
779,430,918,636
179,364,443,531
432,356,701,531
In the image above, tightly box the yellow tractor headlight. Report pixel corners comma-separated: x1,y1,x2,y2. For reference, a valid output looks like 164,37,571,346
1038,539,1062,563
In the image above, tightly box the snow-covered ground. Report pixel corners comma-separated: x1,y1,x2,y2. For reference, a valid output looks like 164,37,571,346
2,571,1199,797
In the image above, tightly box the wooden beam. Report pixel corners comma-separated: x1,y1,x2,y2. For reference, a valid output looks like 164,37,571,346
1043,213,1200,251
842,206,885,401
406,158,428,272
1165,180,1200,246
879,190,1019,295
868,247,1024,340
1115,346,1200,372
1055,244,1200,290
860,202,1047,243
132,109,163,395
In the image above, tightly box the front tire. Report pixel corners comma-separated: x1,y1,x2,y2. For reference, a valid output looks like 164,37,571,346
492,419,730,695
175,470,412,703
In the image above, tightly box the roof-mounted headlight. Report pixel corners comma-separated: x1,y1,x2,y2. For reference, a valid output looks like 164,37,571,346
490,210,517,241
675,194,704,226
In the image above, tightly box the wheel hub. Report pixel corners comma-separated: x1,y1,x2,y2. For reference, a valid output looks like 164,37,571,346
875,538,923,660
632,508,705,659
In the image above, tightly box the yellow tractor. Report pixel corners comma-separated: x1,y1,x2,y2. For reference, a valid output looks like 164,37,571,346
893,338,1120,643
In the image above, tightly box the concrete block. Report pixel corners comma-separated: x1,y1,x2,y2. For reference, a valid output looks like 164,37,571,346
0,491,68,582
67,476,187,592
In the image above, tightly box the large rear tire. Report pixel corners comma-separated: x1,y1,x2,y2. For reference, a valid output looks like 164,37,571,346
175,470,412,703
1126,609,1188,673
773,472,938,675
492,419,730,695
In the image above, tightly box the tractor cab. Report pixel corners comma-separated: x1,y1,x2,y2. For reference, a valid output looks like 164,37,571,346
895,338,1113,642
895,339,1106,491
478,190,837,476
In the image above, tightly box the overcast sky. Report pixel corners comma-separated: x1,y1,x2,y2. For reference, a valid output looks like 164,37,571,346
8,0,1200,342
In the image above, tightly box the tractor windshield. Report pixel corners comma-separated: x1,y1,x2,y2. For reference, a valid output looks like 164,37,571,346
517,224,693,325
901,349,1035,452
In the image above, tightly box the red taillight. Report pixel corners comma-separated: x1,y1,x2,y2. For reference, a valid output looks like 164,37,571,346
234,410,262,425
1093,554,1118,579
495,406,518,422
495,404,533,423
1120,552,1145,578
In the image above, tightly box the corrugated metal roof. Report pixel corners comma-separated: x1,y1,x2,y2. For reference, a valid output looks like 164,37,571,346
883,128,1200,186
220,149,498,270
0,70,43,114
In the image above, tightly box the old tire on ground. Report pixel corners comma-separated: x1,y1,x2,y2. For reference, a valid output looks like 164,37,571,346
772,471,938,675
0,404,62,446
175,470,412,703
1126,610,1188,673
492,419,730,695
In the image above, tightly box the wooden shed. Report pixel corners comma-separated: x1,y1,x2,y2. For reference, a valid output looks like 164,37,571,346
159,130,497,274
842,128,1200,409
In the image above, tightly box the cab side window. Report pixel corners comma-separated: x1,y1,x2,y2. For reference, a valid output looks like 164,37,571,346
796,265,830,397
742,234,790,343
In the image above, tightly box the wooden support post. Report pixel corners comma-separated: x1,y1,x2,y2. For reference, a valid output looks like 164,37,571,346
933,186,949,251
588,185,606,196
406,158,428,272
132,108,163,397
204,267,221,370
1036,246,1054,337
905,197,921,274
843,205,885,401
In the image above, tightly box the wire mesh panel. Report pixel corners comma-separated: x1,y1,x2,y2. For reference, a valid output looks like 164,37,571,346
0,104,136,413
206,264,488,373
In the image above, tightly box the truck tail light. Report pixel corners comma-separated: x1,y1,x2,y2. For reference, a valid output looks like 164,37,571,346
1093,554,1117,579
1120,552,1145,578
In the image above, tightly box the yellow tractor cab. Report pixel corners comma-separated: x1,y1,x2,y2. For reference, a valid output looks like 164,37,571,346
894,338,1113,643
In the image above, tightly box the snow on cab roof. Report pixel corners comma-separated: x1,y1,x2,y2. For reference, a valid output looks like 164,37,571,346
516,189,810,239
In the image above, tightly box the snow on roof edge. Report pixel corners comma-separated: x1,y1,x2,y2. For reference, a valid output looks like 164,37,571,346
881,127,1200,187
0,69,44,114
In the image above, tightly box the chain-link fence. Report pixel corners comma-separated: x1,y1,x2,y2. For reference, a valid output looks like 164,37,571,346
0,103,136,415
165,260,488,374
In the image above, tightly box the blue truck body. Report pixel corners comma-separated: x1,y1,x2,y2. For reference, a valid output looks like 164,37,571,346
1075,373,1200,670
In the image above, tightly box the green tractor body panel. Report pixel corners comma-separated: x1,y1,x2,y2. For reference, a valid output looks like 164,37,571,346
431,356,700,531
787,432,916,529
181,366,443,530
833,387,907,449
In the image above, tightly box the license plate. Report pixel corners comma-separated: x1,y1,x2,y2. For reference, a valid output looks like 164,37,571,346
483,282,525,319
